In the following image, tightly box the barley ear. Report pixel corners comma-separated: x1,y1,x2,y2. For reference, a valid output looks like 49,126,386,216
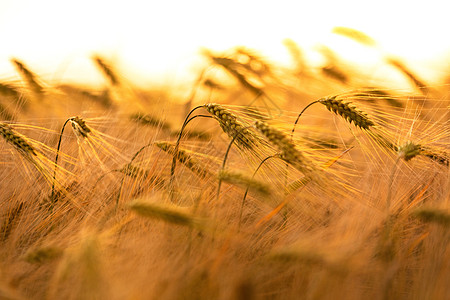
204,103,256,150
0,122,37,157
11,59,44,97
255,121,319,176
319,96,375,129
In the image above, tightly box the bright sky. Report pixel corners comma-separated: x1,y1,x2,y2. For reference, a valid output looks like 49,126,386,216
0,0,448,87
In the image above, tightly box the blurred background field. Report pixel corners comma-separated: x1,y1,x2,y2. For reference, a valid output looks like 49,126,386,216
0,1,449,300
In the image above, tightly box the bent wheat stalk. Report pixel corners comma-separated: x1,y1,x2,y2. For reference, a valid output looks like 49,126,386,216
51,116,92,202
239,154,278,228
216,124,255,202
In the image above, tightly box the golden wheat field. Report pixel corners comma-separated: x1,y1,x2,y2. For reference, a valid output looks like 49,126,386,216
0,29,449,300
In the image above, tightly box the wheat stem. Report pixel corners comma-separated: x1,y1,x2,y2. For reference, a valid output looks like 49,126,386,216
239,154,278,229
51,118,71,202
216,128,246,202
291,100,320,139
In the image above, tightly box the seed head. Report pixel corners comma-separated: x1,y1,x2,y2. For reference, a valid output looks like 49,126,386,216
204,103,256,149
70,117,91,139
0,122,37,156
398,141,421,161
319,96,374,129
255,121,319,176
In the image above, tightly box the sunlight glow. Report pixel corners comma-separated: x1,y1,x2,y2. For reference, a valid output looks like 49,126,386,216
0,0,448,87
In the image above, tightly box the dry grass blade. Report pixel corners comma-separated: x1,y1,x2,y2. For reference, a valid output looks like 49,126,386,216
129,200,204,228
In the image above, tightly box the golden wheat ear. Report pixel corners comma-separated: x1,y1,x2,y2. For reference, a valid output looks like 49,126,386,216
332,26,377,47
412,208,450,227
385,57,429,95
11,58,44,98
318,96,375,129
0,122,67,193
51,116,92,202
0,122,37,157
255,121,320,177
155,141,211,179
92,56,120,86
129,200,205,228
218,169,272,197
70,116,92,139
204,103,257,150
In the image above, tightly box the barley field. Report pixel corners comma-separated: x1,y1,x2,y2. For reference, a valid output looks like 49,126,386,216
0,31,449,300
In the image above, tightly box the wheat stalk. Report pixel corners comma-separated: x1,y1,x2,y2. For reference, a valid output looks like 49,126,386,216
51,116,92,203
386,57,429,94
